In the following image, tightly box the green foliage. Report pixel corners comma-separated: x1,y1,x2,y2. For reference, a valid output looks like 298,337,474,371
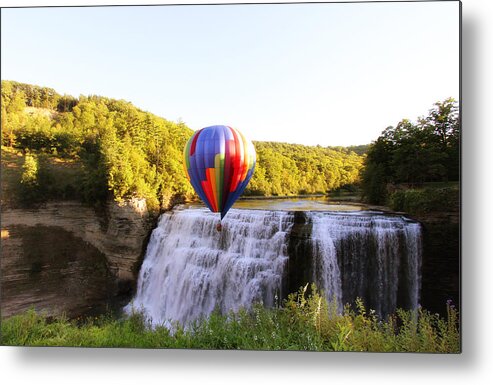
247,142,364,196
361,162,388,205
362,99,460,204
20,153,39,186
2,81,59,109
1,80,195,208
1,81,27,147
346,144,370,156
13,150,87,205
19,154,40,203
389,185,459,215
2,80,366,207
1,286,460,352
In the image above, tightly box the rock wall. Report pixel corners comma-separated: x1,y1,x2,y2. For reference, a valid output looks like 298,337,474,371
1,199,157,318
286,211,314,297
1,199,459,319
418,212,460,316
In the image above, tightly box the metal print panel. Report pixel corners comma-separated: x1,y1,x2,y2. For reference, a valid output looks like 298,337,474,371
0,1,460,353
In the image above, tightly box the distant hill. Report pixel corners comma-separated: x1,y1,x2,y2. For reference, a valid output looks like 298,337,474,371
346,144,370,156
1,80,364,208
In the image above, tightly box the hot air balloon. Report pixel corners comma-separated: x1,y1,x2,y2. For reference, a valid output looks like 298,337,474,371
183,125,256,221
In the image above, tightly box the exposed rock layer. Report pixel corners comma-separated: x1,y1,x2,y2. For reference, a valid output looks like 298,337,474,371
1,201,459,319
1,199,157,318
417,212,460,315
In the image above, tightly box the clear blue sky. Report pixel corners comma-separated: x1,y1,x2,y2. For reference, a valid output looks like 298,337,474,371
1,1,459,146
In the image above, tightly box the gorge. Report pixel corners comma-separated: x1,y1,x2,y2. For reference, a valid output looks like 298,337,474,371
1,201,458,325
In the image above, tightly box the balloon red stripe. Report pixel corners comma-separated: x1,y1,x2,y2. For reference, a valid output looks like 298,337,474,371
201,177,217,212
190,129,202,156
229,128,243,192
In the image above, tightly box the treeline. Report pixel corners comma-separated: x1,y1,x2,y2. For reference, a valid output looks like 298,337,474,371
2,80,195,208
249,142,363,196
361,98,460,205
2,81,364,207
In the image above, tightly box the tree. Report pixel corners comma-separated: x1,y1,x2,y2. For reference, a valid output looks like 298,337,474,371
362,99,460,204
419,98,460,181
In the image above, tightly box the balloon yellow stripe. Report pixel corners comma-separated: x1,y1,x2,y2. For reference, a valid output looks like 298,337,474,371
236,128,249,181
215,153,223,211
183,135,192,170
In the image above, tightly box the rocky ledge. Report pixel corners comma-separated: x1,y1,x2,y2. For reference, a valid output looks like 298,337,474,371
1,199,157,318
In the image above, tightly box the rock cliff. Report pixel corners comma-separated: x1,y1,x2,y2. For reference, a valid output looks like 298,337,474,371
1,199,157,318
417,211,460,316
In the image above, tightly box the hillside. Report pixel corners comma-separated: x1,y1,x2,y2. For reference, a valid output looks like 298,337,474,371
1,81,364,208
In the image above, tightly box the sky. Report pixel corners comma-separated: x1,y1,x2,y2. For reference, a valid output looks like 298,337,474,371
1,1,460,146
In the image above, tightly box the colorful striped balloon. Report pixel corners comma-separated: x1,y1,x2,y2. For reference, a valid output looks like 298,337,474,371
183,125,256,219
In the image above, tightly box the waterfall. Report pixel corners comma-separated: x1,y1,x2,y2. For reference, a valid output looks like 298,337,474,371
307,212,422,317
309,213,343,311
126,207,421,327
125,208,293,328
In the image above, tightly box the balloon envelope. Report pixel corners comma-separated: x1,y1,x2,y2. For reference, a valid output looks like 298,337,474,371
183,125,256,219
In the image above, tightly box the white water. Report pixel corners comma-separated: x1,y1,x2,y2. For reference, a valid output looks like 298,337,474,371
125,208,293,327
126,207,421,327
309,213,422,316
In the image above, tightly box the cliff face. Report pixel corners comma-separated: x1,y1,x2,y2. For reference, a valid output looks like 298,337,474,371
1,199,459,320
417,211,460,316
1,199,157,318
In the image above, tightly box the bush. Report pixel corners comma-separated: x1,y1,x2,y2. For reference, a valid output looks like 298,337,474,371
389,187,459,214
19,154,41,203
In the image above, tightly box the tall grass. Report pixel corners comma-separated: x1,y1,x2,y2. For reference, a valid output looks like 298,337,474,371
1,285,460,352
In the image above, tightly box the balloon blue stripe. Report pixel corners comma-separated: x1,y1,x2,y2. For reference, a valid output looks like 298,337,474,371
216,127,225,157
189,169,212,212
195,129,207,181
187,149,212,211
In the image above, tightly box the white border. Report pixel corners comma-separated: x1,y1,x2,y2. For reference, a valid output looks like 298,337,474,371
2,1,492,384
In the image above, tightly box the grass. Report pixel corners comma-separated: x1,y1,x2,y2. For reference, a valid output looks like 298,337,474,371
1,145,84,207
1,285,460,352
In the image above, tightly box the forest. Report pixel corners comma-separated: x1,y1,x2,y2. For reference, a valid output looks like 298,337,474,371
1,80,364,209
361,98,459,206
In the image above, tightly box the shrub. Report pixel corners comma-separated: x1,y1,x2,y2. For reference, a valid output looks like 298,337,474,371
389,186,459,214
19,154,41,203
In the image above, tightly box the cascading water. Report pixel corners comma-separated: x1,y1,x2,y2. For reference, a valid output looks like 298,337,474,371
126,207,422,327
125,208,293,328
308,212,422,317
